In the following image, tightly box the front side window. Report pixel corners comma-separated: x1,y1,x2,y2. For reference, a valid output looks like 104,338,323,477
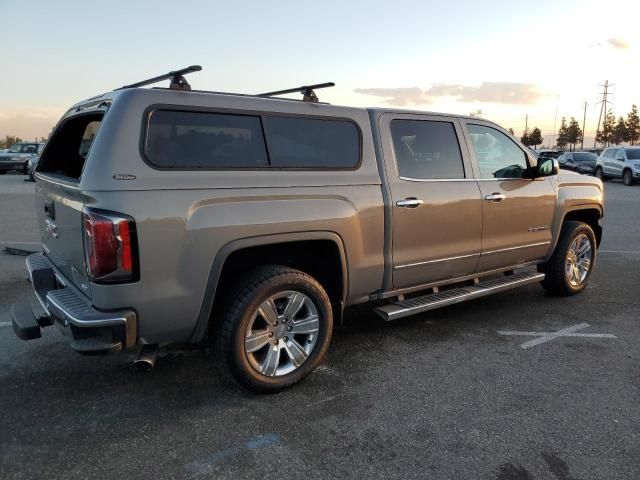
467,124,528,179
146,110,269,168
390,119,465,180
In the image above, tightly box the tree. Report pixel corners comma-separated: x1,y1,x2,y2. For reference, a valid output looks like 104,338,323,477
528,127,543,149
520,131,530,146
567,117,582,151
508,128,515,136
612,117,628,145
627,104,640,145
0,135,23,149
556,117,569,150
596,109,615,146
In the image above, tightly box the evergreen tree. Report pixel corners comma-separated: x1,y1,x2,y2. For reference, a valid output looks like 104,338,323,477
627,104,640,145
556,117,569,150
612,117,628,145
596,109,616,146
520,132,530,146
567,118,582,151
508,128,515,136
528,127,543,149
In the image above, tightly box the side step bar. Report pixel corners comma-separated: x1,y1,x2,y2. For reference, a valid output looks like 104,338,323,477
375,271,545,321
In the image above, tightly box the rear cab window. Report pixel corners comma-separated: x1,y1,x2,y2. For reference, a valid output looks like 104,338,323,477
143,109,361,170
37,112,104,180
390,119,465,180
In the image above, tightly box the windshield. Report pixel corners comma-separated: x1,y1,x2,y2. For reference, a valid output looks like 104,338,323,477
8,144,21,153
574,153,597,162
625,149,640,160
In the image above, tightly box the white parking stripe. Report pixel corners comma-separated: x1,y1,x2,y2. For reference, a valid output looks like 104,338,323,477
498,322,617,349
0,322,12,327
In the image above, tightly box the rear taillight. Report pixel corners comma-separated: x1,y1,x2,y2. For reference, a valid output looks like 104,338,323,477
82,209,138,283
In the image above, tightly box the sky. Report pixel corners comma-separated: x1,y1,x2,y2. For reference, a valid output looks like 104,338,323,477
1,0,639,146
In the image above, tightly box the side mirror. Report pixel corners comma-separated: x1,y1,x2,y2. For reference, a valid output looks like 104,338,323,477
536,158,559,177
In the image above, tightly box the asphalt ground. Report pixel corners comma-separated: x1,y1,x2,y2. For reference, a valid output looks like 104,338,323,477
0,172,638,479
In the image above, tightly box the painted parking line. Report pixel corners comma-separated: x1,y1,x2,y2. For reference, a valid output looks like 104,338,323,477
0,322,12,327
498,322,617,349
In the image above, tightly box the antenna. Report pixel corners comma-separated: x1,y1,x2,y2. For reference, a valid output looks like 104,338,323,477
119,65,202,91
257,82,335,102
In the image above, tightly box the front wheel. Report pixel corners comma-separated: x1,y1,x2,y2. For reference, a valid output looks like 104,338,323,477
217,265,333,392
538,221,596,296
623,169,635,186
595,167,606,181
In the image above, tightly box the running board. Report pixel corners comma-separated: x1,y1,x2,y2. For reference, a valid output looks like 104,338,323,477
375,272,545,321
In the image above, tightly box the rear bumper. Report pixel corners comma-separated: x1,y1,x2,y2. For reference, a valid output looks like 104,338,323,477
11,253,137,353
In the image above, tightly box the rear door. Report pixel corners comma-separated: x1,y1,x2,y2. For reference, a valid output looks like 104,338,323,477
35,108,106,296
379,113,482,288
603,148,616,175
461,121,556,272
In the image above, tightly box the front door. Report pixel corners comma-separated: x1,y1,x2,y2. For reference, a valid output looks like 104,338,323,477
461,122,556,272
380,114,483,289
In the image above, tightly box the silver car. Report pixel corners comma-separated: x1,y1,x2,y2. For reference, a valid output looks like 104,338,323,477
595,146,640,185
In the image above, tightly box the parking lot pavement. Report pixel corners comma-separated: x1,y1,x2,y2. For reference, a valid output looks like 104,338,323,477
0,174,638,479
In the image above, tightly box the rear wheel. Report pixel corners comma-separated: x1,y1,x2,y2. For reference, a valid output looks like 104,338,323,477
623,169,634,186
0,171,6,175
538,221,596,296
595,167,606,181
217,265,333,392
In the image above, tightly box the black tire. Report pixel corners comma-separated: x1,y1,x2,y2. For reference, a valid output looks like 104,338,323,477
538,221,596,296
623,169,634,186
595,167,606,181
217,265,333,393
0,170,6,175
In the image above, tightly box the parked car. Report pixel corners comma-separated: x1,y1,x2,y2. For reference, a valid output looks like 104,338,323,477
25,148,44,181
557,152,598,174
536,149,564,160
11,67,604,392
0,142,45,174
595,146,640,185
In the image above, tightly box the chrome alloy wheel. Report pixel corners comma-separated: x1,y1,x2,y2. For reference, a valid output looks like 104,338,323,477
244,291,320,377
565,233,592,287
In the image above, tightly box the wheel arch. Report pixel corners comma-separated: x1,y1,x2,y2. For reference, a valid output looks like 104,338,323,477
190,232,348,343
547,207,603,260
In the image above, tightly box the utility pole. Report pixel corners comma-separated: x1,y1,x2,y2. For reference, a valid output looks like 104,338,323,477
524,114,528,136
594,80,612,148
552,95,559,148
581,101,587,150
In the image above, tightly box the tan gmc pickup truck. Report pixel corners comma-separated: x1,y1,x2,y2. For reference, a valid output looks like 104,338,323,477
11,67,603,392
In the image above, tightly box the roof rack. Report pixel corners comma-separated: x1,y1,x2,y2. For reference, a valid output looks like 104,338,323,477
118,65,202,91
257,82,335,103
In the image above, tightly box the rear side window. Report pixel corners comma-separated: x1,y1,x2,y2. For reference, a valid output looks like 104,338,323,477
144,110,361,170
390,119,465,179
145,110,269,168
38,113,104,180
262,116,360,168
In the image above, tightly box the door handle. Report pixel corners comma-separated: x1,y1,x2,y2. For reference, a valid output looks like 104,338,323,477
396,197,424,208
484,193,506,202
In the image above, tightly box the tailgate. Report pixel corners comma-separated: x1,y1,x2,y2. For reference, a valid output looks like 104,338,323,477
36,180,91,296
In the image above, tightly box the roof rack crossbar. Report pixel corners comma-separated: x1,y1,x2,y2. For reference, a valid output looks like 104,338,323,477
257,82,335,102
118,65,202,91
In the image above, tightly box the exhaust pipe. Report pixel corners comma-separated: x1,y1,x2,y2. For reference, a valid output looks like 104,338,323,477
133,344,158,371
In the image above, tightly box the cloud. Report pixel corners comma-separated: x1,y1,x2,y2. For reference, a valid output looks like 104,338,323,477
606,37,630,50
354,82,544,106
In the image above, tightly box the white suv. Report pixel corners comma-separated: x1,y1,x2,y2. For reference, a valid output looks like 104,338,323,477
595,146,640,186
